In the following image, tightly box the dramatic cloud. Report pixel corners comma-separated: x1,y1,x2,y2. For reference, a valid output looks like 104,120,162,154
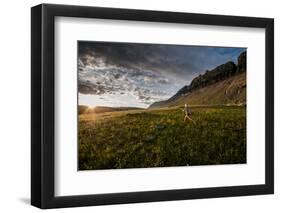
78,65,174,106
78,41,246,107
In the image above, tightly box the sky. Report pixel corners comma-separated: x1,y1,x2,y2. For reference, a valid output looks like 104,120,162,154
78,41,246,108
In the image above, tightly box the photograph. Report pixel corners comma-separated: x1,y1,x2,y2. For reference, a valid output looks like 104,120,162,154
29,3,274,209
78,41,247,170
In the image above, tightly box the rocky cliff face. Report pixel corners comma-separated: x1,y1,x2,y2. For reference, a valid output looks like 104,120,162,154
237,51,246,73
149,51,246,108
189,61,237,91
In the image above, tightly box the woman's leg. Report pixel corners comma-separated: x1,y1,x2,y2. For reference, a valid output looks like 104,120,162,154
186,114,196,124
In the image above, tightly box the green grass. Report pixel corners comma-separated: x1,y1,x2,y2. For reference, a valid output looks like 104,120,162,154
78,106,246,170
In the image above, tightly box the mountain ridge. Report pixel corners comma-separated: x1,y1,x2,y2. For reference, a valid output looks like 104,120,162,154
79,105,143,114
149,51,246,108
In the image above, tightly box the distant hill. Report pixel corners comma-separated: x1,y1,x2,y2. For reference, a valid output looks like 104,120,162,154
79,105,143,114
149,51,246,108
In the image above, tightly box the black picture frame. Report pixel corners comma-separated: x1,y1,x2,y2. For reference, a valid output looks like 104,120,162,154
31,3,274,209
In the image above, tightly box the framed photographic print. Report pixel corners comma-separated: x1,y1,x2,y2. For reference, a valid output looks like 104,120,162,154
31,4,274,209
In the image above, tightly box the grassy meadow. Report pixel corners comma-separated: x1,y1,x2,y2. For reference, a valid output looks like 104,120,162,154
78,106,246,170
